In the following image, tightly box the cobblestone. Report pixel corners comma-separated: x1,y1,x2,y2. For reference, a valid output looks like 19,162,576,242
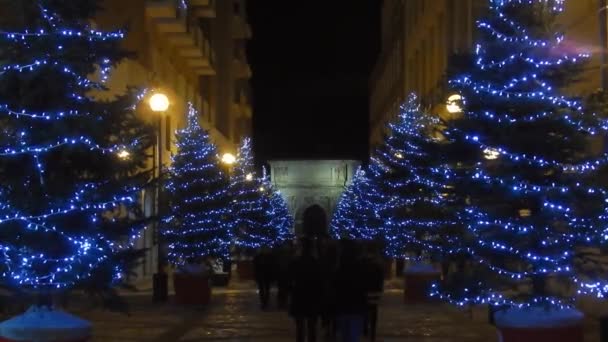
63,287,602,341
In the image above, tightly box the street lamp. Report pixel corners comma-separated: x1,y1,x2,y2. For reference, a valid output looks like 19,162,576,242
150,92,169,303
483,147,501,160
221,153,236,166
446,94,464,114
117,149,130,160
245,173,253,181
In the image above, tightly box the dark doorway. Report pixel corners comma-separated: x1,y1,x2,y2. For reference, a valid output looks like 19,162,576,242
302,205,328,238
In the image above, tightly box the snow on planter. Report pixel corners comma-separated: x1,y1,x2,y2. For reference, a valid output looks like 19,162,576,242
0,306,91,342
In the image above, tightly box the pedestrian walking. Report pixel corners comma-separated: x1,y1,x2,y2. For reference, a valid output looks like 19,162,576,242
276,241,294,310
334,240,367,342
318,238,338,339
253,247,274,310
288,238,323,342
361,241,384,342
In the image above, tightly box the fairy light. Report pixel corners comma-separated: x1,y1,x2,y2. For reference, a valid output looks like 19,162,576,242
163,104,233,264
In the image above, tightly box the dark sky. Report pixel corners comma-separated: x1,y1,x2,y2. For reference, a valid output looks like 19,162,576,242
246,1,381,163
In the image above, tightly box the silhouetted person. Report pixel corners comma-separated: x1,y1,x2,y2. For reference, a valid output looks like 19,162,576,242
318,238,338,339
334,240,367,342
288,238,323,342
276,241,294,310
361,242,384,342
253,247,273,310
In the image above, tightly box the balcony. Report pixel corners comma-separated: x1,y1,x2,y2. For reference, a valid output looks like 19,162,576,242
145,0,215,75
232,13,252,40
189,0,216,18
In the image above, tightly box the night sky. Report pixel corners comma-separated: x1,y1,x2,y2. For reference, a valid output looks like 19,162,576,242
246,1,381,163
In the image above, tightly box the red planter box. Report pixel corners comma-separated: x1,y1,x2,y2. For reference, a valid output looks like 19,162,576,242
403,271,441,304
497,324,583,342
173,274,211,305
237,260,254,281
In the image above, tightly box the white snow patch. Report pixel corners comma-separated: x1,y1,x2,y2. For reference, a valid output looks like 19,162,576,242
495,306,583,328
0,306,91,341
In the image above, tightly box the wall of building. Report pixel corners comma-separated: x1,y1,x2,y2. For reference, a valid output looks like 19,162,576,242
95,0,252,283
370,0,604,148
269,160,361,236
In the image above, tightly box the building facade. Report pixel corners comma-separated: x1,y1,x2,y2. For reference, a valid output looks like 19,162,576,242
269,160,361,236
370,0,605,147
95,0,253,281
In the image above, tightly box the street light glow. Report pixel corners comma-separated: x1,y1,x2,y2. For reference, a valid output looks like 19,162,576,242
483,148,501,160
221,153,236,165
149,93,170,112
117,149,130,160
246,173,253,181
446,94,463,114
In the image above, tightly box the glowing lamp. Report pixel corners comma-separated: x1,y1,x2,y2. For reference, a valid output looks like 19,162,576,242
221,153,236,165
446,94,463,114
519,209,532,217
245,173,253,181
483,148,501,160
149,93,170,112
117,149,130,160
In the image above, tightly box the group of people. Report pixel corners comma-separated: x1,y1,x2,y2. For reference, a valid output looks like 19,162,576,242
253,237,385,342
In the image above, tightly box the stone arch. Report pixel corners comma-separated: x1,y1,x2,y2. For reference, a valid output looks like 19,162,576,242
301,204,329,238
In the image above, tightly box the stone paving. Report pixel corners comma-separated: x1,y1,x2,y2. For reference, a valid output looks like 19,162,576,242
69,286,601,341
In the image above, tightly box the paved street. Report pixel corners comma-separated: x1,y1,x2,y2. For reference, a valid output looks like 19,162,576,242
72,285,603,341
76,287,503,342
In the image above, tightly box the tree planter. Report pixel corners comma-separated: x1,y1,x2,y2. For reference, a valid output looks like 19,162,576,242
237,260,254,281
495,307,584,342
0,306,91,342
403,264,440,304
173,274,211,305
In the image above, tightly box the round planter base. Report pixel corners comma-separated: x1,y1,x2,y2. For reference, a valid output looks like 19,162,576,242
497,325,583,342
0,306,91,342
495,306,584,342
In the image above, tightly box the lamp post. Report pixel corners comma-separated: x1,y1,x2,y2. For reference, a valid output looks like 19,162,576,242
149,92,170,302
221,152,236,277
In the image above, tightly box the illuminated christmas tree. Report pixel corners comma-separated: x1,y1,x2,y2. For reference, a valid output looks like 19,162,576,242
164,105,232,263
0,1,155,298
231,138,276,253
264,175,294,245
331,167,385,241
370,95,459,260
433,0,608,310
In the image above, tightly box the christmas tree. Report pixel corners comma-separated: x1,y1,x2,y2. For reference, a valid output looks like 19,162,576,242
331,167,362,239
434,0,607,309
164,104,232,264
0,1,155,296
263,176,294,245
370,95,458,260
331,167,385,241
231,138,274,253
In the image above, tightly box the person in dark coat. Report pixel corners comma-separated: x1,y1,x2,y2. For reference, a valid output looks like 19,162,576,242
253,247,274,310
288,238,323,342
318,237,338,339
334,240,367,342
275,241,294,310
361,241,384,342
